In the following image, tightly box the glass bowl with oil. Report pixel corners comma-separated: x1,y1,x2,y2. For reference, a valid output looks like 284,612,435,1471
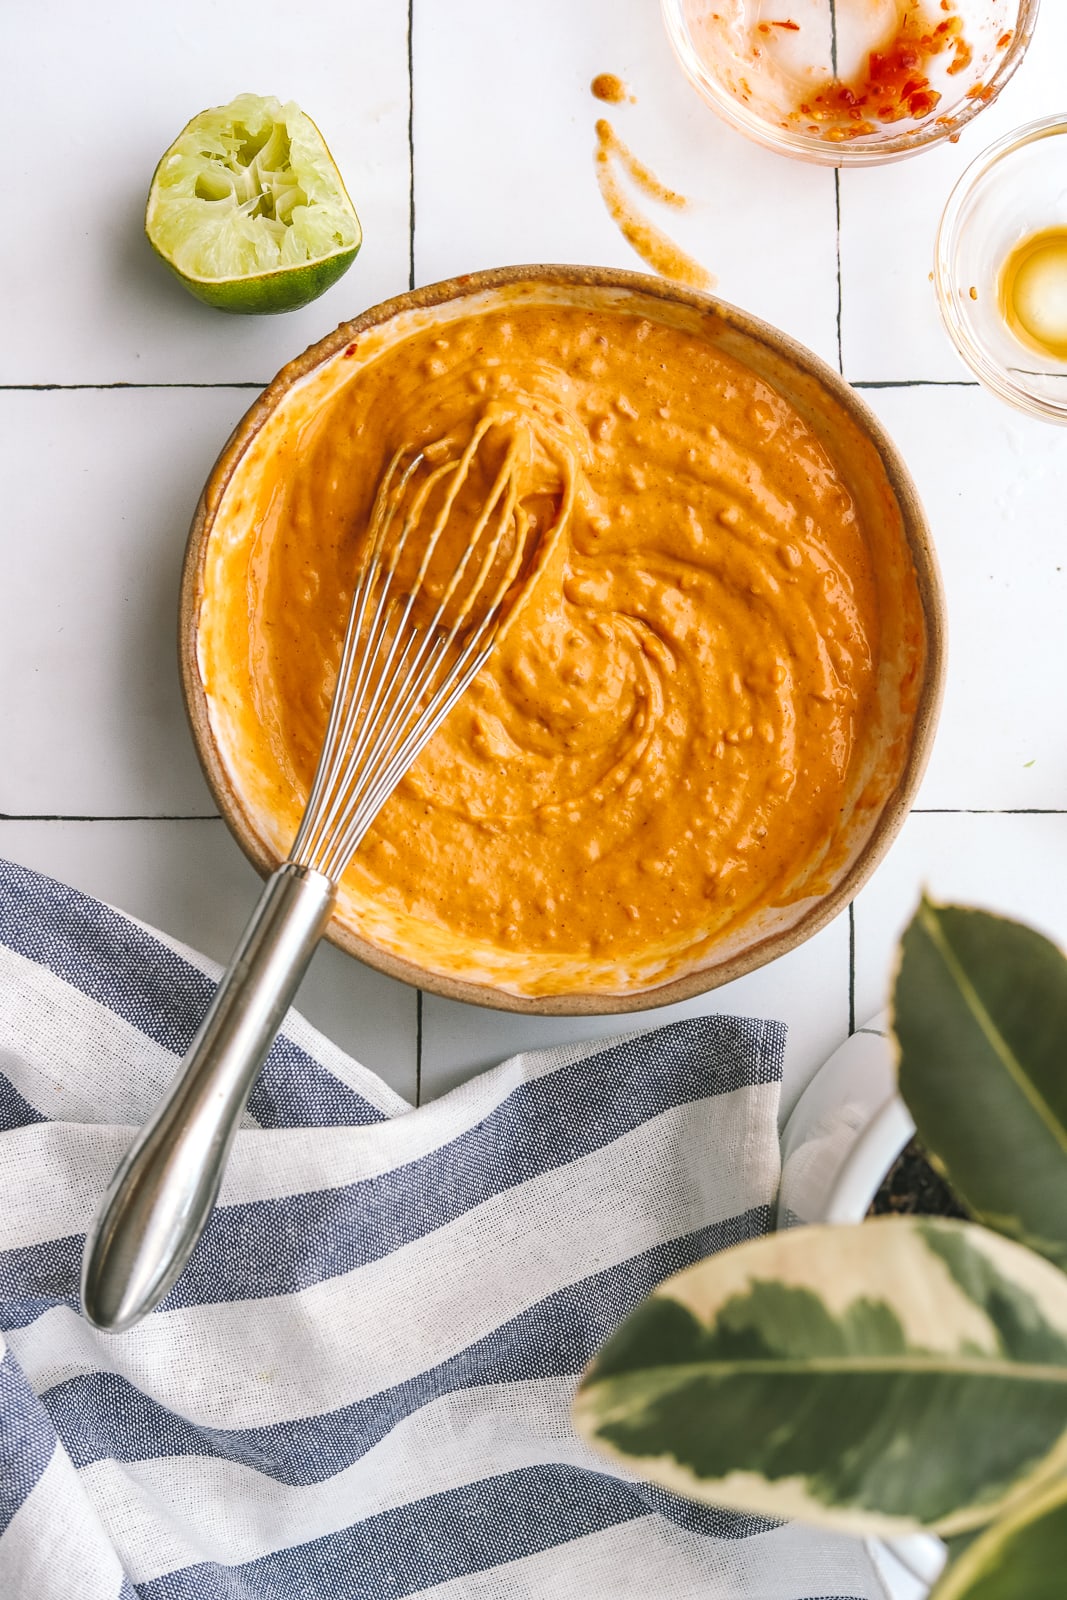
661,0,1039,166
936,117,1067,423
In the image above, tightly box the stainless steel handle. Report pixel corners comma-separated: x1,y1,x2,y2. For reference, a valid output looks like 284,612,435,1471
81,862,336,1333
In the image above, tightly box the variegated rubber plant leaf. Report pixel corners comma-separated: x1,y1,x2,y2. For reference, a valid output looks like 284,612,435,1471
930,1473,1067,1600
573,1218,1067,1537
893,898,1067,1269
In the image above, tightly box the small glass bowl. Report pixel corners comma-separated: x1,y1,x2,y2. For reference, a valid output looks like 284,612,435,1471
661,0,1040,167
936,117,1067,423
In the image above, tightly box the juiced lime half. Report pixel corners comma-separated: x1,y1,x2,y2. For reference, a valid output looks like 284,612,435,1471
145,93,362,314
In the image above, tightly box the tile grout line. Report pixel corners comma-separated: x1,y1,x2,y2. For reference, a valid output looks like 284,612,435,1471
834,169,843,377
848,903,856,1037
853,379,979,390
0,814,222,823
911,808,1067,815
0,383,268,393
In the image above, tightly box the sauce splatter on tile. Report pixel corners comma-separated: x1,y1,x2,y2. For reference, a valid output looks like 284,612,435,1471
593,119,714,290
591,73,633,104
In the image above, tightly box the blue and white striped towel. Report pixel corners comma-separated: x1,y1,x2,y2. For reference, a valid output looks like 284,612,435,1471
0,859,881,1599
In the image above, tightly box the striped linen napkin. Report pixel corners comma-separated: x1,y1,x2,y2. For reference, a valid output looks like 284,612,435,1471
0,859,882,1600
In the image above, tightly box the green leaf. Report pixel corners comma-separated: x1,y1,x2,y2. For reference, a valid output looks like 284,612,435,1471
931,1474,1067,1600
893,898,1067,1268
573,1219,1067,1537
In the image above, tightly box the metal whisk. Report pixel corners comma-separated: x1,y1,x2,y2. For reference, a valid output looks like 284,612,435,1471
82,407,570,1332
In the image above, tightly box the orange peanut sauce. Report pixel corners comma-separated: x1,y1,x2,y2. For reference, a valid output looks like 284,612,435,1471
199,294,923,996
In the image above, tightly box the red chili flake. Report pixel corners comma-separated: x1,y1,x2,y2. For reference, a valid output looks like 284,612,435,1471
783,0,973,141
947,39,972,75
770,18,801,28
997,30,1014,48
344,342,359,357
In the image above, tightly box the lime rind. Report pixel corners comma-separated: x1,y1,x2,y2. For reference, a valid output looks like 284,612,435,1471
145,93,361,313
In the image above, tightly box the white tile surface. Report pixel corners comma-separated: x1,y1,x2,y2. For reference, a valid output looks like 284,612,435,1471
853,811,1067,1027
4,14,1063,1600
839,5,1067,382
4,0,1067,1147
859,383,1067,810
5,0,411,385
0,819,418,1102
414,0,841,369
421,915,851,1126
0,388,251,817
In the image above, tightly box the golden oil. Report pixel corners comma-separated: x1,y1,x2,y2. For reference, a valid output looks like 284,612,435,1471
999,227,1067,362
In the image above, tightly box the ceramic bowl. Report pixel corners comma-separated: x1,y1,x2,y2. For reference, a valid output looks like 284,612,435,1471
661,0,1039,166
180,265,945,1015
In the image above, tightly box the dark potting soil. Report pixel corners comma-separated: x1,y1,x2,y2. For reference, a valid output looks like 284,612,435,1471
867,1137,972,1221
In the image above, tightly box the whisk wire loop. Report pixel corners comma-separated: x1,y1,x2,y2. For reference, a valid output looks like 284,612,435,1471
290,413,552,886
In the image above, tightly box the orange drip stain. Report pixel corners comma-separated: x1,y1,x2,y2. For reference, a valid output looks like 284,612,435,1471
593,119,714,290
596,119,687,209
591,73,634,104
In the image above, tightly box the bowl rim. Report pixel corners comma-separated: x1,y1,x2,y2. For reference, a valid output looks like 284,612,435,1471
179,262,946,1016
935,113,1067,424
659,0,1042,168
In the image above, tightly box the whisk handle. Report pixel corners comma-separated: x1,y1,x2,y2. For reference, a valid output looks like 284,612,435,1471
80,863,336,1333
